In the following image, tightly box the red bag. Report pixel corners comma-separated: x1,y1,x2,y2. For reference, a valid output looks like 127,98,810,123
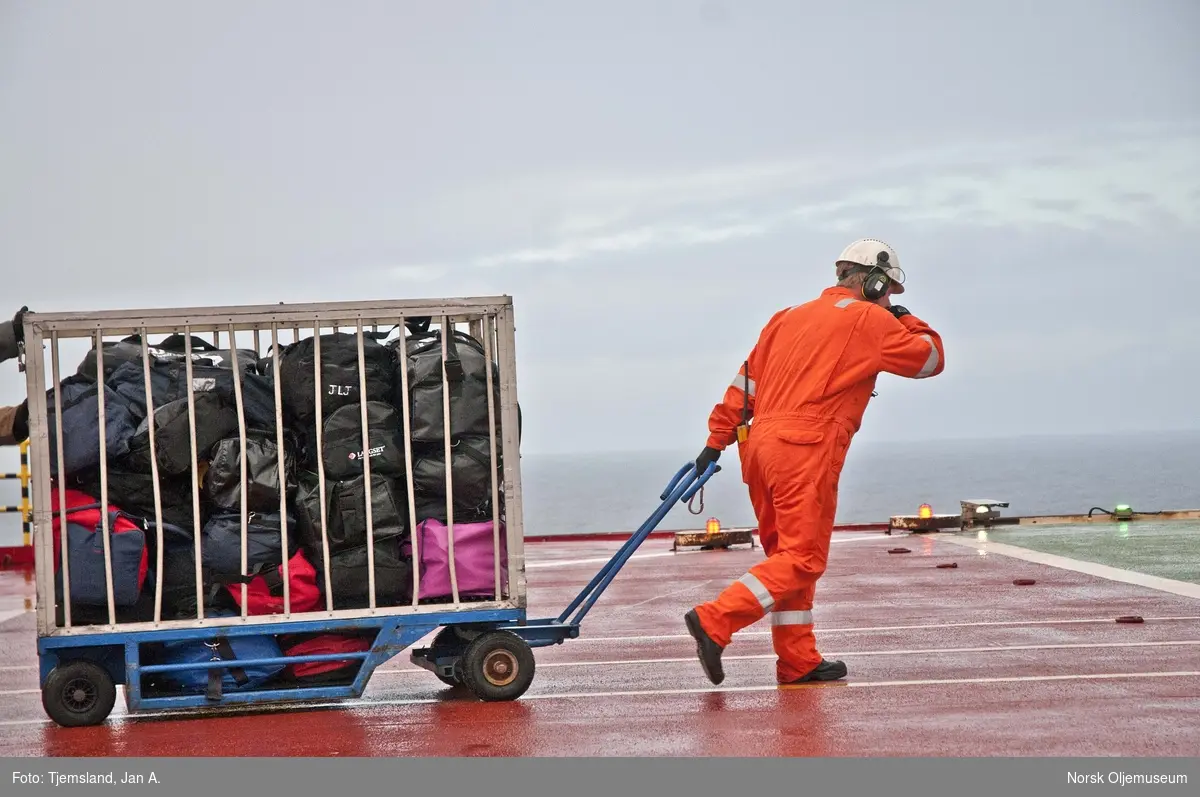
219,549,322,616
280,633,373,683
49,488,149,608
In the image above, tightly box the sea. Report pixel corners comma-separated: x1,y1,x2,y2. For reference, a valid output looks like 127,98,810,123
3,430,1198,546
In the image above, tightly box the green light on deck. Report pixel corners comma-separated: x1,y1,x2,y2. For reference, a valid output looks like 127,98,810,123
1114,504,1133,520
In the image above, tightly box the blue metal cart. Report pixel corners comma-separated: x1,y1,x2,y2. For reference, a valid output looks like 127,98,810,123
37,461,720,727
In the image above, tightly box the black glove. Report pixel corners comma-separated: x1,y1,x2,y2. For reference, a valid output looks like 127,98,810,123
0,306,25,363
694,446,721,475
13,401,28,442
888,305,910,319
12,307,28,342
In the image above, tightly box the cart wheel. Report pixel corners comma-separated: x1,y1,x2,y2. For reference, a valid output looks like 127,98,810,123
460,631,535,702
42,660,116,728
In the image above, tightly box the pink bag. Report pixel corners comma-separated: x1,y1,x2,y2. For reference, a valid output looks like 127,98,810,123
411,518,508,600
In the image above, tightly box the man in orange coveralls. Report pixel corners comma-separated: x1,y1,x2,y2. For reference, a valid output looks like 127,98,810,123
684,240,945,686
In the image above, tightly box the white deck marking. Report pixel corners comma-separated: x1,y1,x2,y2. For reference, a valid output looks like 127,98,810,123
1,669,1197,728
563,614,1200,644
1,615,1197,678
0,609,28,624
524,534,890,569
512,670,1200,700
371,639,1200,675
6,638,1195,687
620,580,717,609
937,535,1200,599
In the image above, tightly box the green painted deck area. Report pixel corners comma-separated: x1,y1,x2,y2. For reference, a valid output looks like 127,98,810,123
984,520,1200,585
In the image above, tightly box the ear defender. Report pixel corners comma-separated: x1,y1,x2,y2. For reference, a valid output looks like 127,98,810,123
860,250,892,301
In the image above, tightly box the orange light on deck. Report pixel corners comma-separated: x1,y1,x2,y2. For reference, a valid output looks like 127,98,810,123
918,503,933,520
706,518,721,535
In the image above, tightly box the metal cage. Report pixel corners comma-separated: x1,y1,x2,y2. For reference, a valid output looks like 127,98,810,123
21,296,526,638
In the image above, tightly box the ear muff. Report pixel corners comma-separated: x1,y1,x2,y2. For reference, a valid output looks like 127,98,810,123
860,250,892,301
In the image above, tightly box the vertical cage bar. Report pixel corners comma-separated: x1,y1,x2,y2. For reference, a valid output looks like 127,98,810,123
395,316,420,607
139,331,166,625
313,325,333,613
482,314,502,601
183,331,205,622
494,305,526,607
227,326,249,618
93,332,117,627
271,322,291,616
50,332,70,629
24,320,55,636
355,320,377,610
440,316,460,607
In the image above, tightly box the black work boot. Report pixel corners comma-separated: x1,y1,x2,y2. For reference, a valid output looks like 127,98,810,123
684,609,725,685
783,659,848,684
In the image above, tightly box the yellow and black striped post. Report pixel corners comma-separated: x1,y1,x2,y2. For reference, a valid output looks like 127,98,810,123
1,440,32,546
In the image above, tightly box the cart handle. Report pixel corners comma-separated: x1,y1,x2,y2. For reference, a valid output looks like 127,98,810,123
555,459,721,626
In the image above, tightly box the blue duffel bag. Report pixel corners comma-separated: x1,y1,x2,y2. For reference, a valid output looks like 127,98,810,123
44,374,138,477
155,613,284,700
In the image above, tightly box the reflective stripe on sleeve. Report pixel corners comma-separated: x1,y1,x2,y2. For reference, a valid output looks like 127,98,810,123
915,334,940,378
731,373,756,396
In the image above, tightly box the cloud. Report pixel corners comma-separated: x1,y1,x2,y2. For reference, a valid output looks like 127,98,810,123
399,121,1200,273
472,220,771,268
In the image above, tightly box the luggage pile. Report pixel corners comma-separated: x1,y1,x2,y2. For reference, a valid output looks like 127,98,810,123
44,322,516,630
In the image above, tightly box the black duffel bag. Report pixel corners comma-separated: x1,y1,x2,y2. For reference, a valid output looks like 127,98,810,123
410,435,502,524
309,537,413,610
124,393,241,477
316,401,407,481
275,332,396,425
200,511,299,579
108,359,279,434
394,328,507,445
78,333,260,381
202,431,297,514
71,464,210,531
147,519,222,621
294,472,409,554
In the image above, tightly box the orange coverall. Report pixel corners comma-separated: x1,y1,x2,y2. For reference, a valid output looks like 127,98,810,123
692,286,945,683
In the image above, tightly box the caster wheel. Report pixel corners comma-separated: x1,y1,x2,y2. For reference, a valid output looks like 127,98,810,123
460,630,535,702
429,627,466,686
42,660,116,727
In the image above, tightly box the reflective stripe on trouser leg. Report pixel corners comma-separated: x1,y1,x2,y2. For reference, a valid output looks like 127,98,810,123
737,572,775,612
770,610,813,626
771,590,822,683
692,567,780,648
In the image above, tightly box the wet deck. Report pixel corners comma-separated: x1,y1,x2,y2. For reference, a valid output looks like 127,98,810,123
2,529,1199,757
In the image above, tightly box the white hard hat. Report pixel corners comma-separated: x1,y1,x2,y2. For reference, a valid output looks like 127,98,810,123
836,238,905,294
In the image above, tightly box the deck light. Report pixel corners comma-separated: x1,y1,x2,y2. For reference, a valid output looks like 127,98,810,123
918,503,932,519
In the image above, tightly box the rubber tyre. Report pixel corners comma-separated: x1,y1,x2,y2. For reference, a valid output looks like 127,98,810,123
42,660,117,728
460,631,535,702
429,627,465,686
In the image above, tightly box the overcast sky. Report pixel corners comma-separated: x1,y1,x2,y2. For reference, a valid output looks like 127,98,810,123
1,1,1197,456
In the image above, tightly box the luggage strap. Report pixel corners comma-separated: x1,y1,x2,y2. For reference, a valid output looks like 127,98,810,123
207,560,287,602
454,438,492,470
205,637,249,701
